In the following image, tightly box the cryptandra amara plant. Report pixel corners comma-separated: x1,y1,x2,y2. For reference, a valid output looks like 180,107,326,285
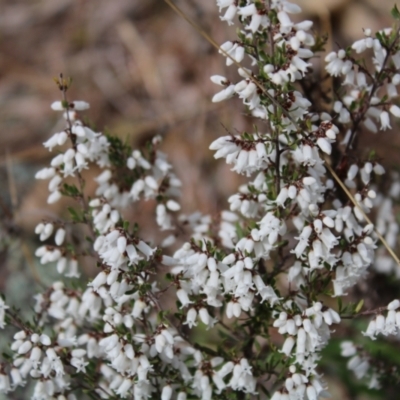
2,1,400,399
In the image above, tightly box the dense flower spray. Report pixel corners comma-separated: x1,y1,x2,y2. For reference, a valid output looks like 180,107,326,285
2,1,400,399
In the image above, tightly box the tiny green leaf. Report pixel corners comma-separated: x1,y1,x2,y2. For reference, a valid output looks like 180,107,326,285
391,4,400,20
355,299,364,314
338,297,343,313
68,206,83,223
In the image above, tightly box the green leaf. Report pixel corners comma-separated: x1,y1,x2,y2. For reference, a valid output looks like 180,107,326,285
105,133,132,168
368,149,377,160
68,206,83,223
61,183,80,197
337,297,343,313
355,299,364,313
391,4,400,19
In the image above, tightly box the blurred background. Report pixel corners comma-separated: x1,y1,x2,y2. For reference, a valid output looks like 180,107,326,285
0,0,398,399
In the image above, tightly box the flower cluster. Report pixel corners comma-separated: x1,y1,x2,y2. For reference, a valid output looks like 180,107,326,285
362,300,400,339
341,341,381,389
208,0,400,396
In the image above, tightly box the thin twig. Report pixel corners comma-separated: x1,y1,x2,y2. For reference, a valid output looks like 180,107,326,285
341,305,388,319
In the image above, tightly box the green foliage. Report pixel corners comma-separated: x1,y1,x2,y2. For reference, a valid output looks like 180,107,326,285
391,5,400,20
105,134,131,168
68,206,84,223
61,183,81,198
338,298,365,317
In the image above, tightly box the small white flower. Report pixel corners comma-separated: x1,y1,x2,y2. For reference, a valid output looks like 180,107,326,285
71,101,90,110
220,4,237,25
212,85,236,102
390,104,400,118
184,308,197,328
51,101,64,111
55,228,66,246
380,111,391,130
316,137,332,154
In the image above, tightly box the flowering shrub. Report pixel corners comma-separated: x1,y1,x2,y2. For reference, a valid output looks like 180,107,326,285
2,1,400,399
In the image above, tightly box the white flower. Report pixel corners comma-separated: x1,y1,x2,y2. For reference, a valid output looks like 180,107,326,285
316,137,332,154
388,299,400,310
161,384,173,400
51,101,64,111
116,378,133,397
379,111,391,130
280,336,295,356
220,4,237,25
55,228,66,246
325,50,346,77
176,288,192,308
362,319,377,340
212,85,235,102
390,104,400,118
0,298,9,329
71,101,90,110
